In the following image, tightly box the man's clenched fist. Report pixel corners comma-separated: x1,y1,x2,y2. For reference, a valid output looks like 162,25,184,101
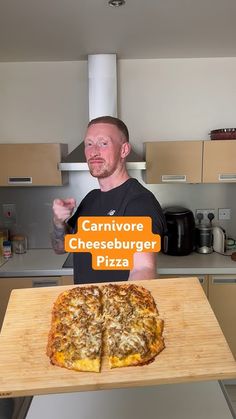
52,198,76,227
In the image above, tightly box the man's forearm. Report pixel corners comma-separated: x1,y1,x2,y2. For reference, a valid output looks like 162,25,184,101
51,221,71,254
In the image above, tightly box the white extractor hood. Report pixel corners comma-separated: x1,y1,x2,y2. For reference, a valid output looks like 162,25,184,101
59,54,146,171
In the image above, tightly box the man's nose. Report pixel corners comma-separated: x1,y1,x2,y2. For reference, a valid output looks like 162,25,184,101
90,144,101,156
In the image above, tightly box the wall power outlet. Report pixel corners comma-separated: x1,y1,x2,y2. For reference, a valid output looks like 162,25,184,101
218,208,231,220
195,209,215,223
2,203,17,223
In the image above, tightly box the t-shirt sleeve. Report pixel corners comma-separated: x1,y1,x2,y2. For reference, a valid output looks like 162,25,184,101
124,193,167,236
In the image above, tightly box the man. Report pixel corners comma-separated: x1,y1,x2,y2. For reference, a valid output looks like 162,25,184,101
51,116,166,284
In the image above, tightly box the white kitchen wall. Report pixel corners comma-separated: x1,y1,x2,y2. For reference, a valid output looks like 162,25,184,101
0,61,88,151
0,57,236,247
119,57,236,153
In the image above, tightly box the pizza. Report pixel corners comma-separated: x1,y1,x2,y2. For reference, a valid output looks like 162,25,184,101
47,283,165,372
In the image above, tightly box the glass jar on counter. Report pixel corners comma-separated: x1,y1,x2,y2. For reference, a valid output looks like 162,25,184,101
12,235,27,254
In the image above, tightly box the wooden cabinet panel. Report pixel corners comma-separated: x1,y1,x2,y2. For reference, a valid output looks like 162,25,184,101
0,275,73,330
145,141,203,184
203,140,236,183
0,143,68,186
208,275,236,359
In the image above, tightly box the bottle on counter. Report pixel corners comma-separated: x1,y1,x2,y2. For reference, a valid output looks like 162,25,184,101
0,231,3,257
3,240,12,259
0,229,9,257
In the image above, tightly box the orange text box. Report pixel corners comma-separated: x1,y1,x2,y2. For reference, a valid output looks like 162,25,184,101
65,216,161,270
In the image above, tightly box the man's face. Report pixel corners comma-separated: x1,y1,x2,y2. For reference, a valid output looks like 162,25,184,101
84,123,126,178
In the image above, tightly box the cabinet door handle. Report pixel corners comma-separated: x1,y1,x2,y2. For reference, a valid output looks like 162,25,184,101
161,175,187,182
212,278,236,284
8,177,32,184
32,279,59,287
218,174,236,182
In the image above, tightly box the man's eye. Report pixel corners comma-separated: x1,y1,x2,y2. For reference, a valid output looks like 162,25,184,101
100,141,108,146
85,142,93,147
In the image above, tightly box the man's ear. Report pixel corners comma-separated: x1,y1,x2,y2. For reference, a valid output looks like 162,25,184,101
120,142,131,159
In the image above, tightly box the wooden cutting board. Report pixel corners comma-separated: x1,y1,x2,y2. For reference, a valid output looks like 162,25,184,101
0,277,236,398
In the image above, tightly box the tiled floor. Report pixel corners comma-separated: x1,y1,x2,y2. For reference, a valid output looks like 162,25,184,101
225,385,236,418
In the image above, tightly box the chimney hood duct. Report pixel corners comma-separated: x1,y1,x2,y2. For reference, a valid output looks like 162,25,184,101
59,54,146,171
88,54,117,121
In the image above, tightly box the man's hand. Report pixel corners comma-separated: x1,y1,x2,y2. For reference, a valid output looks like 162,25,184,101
52,198,76,228
128,252,157,281
51,198,76,254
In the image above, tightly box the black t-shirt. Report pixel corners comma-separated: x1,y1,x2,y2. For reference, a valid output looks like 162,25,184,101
68,178,166,284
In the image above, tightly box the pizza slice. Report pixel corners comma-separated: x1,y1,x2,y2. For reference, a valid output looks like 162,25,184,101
47,286,102,372
102,284,165,369
105,315,164,368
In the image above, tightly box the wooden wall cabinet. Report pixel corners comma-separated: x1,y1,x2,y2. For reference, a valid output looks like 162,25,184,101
0,275,73,330
145,139,236,184
203,140,236,183
0,143,68,186
208,275,236,359
145,141,203,184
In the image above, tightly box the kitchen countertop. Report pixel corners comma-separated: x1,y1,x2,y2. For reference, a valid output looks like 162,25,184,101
1,249,236,277
0,250,72,277
157,251,236,275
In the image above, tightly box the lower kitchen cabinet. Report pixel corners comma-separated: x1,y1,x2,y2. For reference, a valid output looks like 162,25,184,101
0,275,73,330
208,275,236,359
60,275,74,285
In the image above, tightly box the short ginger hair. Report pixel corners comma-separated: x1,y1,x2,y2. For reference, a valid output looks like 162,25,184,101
87,116,129,142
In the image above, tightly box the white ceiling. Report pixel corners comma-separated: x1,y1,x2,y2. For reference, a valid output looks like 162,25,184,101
1,0,236,62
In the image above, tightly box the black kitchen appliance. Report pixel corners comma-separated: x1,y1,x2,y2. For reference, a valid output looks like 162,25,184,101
162,206,195,256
